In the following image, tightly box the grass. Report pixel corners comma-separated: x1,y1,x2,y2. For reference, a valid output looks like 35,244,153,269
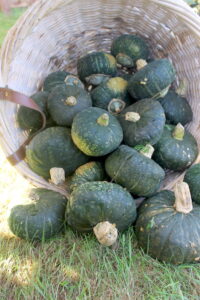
1,5,200,300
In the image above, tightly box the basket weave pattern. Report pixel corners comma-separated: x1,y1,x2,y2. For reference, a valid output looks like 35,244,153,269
1,0,200,193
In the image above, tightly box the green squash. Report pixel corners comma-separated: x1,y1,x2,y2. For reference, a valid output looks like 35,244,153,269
128,59,176,100
184,164,200,204
43,71,71,92
66,181,137,233
48,84,92,127
118,98,165,146
157,90,193,125
26,127,89,179
135,182,200,264
91,77,132,113
77,52,117,85
8,188,67,241
71,107,123,156
111,34,149,68
153,124,198,171
70,161,105,191
105,144,165,197
17,91,50,131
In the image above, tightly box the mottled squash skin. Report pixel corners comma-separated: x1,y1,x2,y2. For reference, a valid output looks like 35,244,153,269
70,161,105,190
153,125,198,171
66,181,137,232
71,107,123,157
77,52,117,83
48,84,92,127
8,188,67,241
17,91,49,131
158,90,193,125
135,190,200,264
111,34,149,67
128,59,176,100
105,145,165,197
91,77,132,111
118,99,165,146
43,71,71,92
26,127,89,179
184,164,200,204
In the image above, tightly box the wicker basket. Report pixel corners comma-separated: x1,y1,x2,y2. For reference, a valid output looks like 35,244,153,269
1,0,200,195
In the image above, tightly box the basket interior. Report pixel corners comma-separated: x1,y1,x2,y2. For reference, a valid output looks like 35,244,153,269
1,0,200,191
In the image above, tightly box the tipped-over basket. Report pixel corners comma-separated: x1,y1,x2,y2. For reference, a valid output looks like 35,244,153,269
0,0,200,195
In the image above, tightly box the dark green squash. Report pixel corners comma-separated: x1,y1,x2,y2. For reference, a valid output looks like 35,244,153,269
135,182,200,264
118,98,165,146
91,77,132,113
184,164,200,204
105,144,165,197
111,34,149,68
43,71,71,92
70,161,105,191
66,181,137,233
71,107,123,156
153,124,198,171
128,59,176,100
8,188,67,241
157,90,193,125
26,127,89,179
77,52,117,85
48,84,92,127
17,91,50,131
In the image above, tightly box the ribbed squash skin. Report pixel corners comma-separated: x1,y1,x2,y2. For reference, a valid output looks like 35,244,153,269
26,127,89,178
48,85,92,127
66,181,137,232
158,90,193,125
17,91,49,131
184,164,200,204
118,99,165,146
135,190,200,264
111,34,149,67
153,125,198,171
105,145,165,197
71,107,123,156
70,161,105,190
91,77,132,110
8,188,67,241
77,52,117,82
43,71,71,92
128,59,176,100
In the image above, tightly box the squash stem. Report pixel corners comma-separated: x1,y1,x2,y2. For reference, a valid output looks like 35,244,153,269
93,221,118,246
50,168,65,185
108,98,126,115
174,182,193,213
65,96,77,106
136,59,148,70
172,123,185,141
176,78,188,97
97,113,110,126
139,144,155,158
125,112,140,122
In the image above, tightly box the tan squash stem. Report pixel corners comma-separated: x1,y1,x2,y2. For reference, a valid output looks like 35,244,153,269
174,182,193,214
139,144,155,158
176,78,188,97
172,123,185,141
97,113,109,126
50,168,65,185
65,96,77,106
136,59,148,70
125,112,140,122
93,221,118,246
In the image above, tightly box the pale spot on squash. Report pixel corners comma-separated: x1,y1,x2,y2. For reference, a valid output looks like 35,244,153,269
107,77,128,93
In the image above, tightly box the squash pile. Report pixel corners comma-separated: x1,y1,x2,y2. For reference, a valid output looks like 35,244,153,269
9,33,200,265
